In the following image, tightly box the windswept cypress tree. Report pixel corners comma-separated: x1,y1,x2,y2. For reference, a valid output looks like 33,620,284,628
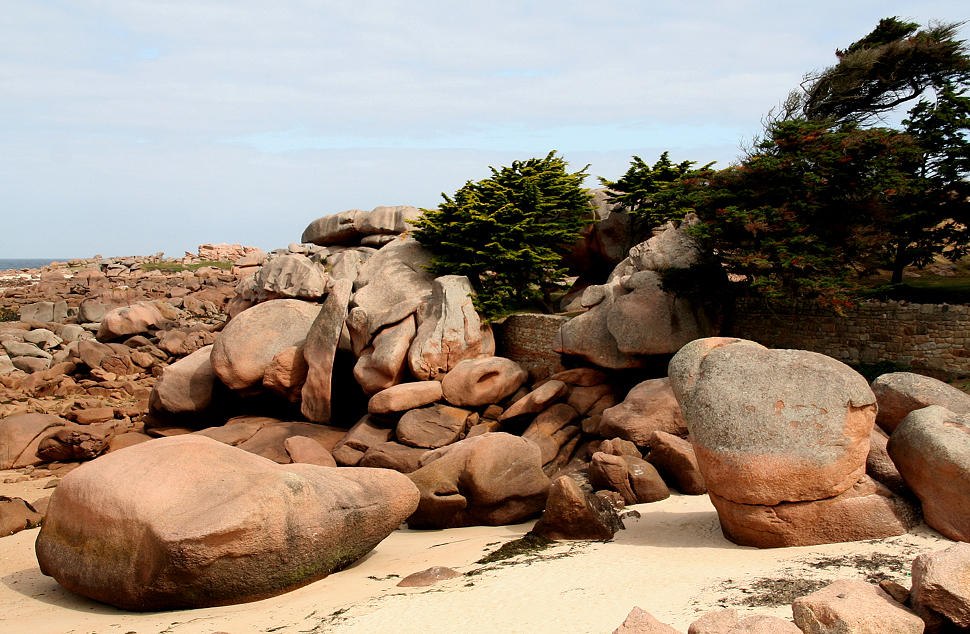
412,151,592,320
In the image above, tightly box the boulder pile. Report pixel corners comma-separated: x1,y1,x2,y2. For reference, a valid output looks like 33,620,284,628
4,201,970,618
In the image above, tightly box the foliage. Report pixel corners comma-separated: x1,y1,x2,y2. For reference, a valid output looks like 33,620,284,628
0,305,18,321
682,119,925,306
782,17,970,124
412,151,592,321
885,83,970,282
607,17,970,309
598,151,714,240
141,260,233,272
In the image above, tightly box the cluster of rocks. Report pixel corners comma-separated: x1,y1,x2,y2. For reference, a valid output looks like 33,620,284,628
557,217,721,369
4,199,970,618
613,543,970,633
0,247,258,469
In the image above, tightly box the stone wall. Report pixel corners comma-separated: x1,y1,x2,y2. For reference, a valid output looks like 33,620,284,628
494,314,569,381
730,298,970,379
496,302,970,381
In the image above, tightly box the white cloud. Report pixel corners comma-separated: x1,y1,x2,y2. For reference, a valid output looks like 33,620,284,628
1,0,967,256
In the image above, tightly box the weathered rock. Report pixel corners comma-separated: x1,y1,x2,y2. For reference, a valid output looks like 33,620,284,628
872,371,970,433
556,278,643,369
253,253,329,300
12,356,49,373
3,339,52,360
302,206,419,245
726,615,800,633
709,476,918,548
359,441,428,473
368,380,443,415
612,607,681,634
407,433,551,528
441,356,527,408
866,427,907,495
522,403,581,466
396,566,462,588
408,276,495,381
235,421,346,464
597,437,642,459
609,271,716,356
261,345,308,402
331,415,394,465
283,436,337,467
688,608,738,633
24,328,62,349
19,301,55,323
352,237,434,319
36,423,113,462
1,496,43,537
76,339,114,370
150,345,215,414
0,413,70,469
193,416,271,446
669,338,876,505
35,435,420,610
567,383,617,416
78,299,106,323
911,543,970,630
353,316,416,394
74,407,114,425
106,432,152,453
396,405,472,449
792,579,924,634
600,378,687,445
301,279,353,423
531,475,623,540
558,238,719,369
211,299,321,391
542,367,609,387
500,380,568,420
96,301,167,341
589,451,670,505
888,405,970,541
646,431,706,495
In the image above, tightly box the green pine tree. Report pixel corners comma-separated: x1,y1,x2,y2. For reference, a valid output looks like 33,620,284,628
411,152,592,321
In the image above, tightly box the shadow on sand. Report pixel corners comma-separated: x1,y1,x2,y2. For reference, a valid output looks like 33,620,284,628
1,564,132,615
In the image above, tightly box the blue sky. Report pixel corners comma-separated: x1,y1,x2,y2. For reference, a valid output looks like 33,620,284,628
2,1,968,258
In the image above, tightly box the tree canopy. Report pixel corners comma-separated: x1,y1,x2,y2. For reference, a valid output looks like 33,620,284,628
605,17,970,308
788,17,970,124
411,151,592,320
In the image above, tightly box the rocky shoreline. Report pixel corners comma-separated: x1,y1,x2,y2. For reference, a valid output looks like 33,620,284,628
3,205,970,632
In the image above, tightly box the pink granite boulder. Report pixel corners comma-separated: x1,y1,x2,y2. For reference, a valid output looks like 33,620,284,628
35,435,419,610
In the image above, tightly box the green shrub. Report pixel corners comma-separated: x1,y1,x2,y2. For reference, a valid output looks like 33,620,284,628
412,151,592,321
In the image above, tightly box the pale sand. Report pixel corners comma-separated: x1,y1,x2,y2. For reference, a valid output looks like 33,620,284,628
0,470,951,634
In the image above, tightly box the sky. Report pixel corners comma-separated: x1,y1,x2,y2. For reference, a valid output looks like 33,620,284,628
2,1,968,259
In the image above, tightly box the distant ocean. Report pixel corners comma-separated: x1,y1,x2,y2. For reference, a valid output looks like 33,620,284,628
0,258,67,271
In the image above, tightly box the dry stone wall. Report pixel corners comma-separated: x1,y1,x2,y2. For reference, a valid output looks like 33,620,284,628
730,298,970,379
496,301,970,381
494,314,569,381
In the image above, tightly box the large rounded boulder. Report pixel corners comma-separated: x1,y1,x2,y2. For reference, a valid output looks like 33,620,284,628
0,413,70,469
440,356,528,408
889,405,970,541
872,371,970,433
210,299,321,390
668,337,876,505
149,344,216,414
35,435,419,610
407,432,550,528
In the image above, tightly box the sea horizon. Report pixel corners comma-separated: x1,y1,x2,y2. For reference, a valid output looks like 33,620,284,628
0,258,73,271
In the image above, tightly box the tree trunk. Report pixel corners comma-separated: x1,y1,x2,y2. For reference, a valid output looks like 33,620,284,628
891,243,907,284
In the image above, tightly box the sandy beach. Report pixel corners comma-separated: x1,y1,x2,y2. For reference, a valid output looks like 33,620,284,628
1,468,950,634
